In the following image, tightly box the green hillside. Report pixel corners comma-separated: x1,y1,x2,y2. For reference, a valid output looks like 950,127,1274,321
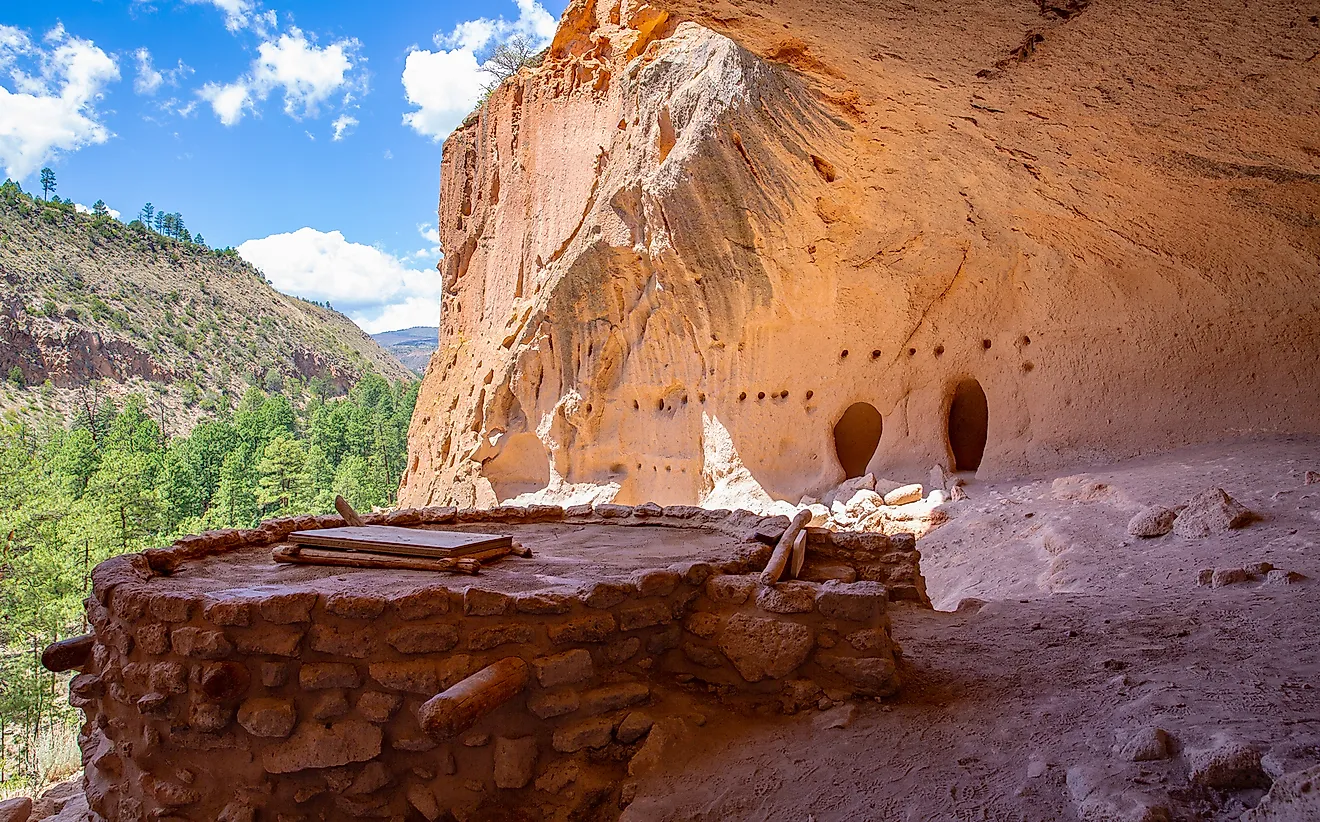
0,180,411,430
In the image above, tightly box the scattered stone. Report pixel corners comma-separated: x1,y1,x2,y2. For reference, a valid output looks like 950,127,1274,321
346,761,393,795
812,703,857,730
1196,569,1215,586
493,736,538,789
780,679,824,713
535,758,580,793
1188,738,1270,789
1304,471,1320,485
616,712,654,744
950,485,969,502
632,569,680,598
756,581,817,614
236,698,296,738
628,718,687,777
406,784,442,821
930,464,950,492
1242,764,1320,821
718,614,813,682
534,649,594,688
1247,561,1274,575
1212,568,1253,588
551,717,615,753
1119,727,1174,762
1127,506,1177,538
461,731,490,747
261,720,382,774
883,484,924,506
1264,569,1307,585
1173,488,1255,537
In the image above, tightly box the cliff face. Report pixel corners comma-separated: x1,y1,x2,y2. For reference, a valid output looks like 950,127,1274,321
401,0,1320,510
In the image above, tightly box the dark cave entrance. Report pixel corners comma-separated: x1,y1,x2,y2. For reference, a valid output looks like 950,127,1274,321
947,379,988,472
833,402,883,479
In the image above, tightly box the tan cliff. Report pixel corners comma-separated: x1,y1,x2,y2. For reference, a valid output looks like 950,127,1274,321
400,0,1320,511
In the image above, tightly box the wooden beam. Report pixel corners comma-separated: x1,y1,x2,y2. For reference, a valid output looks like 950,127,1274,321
42,633,94,673
334,495,365,527
418,657,530,740
272,544,484,575
760,509,813,585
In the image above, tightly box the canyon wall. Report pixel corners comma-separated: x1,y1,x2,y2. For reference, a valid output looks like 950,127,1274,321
400,0,1320,510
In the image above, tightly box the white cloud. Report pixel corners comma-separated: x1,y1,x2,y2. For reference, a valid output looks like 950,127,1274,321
133,48,192,96
401,0,557,141
237,227,441,334
74,201,121,219
331,113,357,141
0,24,120,181
413,222,442,259
199,27,364,126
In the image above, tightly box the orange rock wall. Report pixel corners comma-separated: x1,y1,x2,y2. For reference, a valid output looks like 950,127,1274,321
401,0,1320,509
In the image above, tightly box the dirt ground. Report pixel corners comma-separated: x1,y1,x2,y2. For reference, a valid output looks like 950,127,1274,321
623,436,1320,821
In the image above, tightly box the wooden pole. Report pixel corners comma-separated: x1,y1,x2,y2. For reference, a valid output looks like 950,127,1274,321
334,495,364,527
272,544,484,575
417,658,529,740
760,509,813,584
41,634,94,673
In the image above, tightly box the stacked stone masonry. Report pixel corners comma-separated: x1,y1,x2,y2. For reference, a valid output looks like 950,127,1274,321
69,503,926,820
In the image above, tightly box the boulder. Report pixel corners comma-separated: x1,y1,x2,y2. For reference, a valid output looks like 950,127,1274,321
1173,488,1254,537
883,484,924,506
1188,737,1270,789
0,797,32,822
1119,727,1174,761
1127,506,1177,538
1242,764,1320,821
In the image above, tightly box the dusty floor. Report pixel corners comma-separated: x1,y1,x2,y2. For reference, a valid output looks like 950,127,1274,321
623,436,1320,821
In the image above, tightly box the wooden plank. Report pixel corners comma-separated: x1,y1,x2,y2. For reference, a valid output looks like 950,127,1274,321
273,545,484,575
290,526,510,559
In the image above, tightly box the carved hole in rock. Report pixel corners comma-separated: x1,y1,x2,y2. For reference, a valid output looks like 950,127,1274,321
739,392,747,401
840,349,849,358
810,154,838,182
480,433,551,501
757,392,766,400
657,107,677,164
947,379,988,473
934,345,945,357
982,339,992,350
871,349,881,359
833,402,883,479
633,399,640,410
805,390,814,400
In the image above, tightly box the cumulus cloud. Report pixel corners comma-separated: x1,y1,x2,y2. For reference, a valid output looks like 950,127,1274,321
237,227,441,334
133,48,192,96
331,113,357,141
401,0,557,141
200,27,364,125
0,24,120,181
74,202,122,219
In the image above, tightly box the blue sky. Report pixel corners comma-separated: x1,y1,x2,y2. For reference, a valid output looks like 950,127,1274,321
0,0,566,332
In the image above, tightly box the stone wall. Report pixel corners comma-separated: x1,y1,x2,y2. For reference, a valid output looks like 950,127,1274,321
68,504,923,820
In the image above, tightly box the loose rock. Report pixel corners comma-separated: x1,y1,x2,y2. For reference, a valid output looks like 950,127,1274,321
1127,506,1177,538
1173,488,1255,537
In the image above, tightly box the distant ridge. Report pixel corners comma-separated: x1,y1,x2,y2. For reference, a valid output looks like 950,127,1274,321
371,326,438,375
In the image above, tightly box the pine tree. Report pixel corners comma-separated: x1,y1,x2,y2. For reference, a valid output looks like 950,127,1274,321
39,168,56,201
140,203,155,225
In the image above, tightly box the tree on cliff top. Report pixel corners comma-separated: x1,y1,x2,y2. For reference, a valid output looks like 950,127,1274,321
480,34,539,88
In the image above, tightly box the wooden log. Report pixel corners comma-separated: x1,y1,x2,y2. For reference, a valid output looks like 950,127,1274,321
790,530,808,579
760,509,813,585
42,633,95,673
417,658,529,740
334,495,365,527
272,545,483,575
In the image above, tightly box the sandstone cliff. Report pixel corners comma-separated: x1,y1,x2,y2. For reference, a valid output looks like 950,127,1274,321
401,0,1320,510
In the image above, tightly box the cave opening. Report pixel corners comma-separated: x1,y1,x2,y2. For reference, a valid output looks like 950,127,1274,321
947,379,988,472
833,402,883,479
